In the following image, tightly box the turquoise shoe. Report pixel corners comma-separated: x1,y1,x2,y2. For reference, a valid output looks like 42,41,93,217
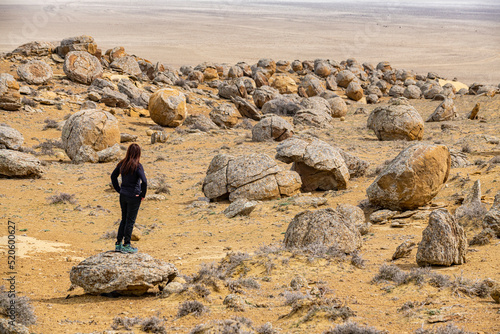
122,244,138,253
115,242,122,252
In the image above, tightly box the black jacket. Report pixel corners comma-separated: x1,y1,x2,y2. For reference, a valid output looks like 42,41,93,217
111,163,147,198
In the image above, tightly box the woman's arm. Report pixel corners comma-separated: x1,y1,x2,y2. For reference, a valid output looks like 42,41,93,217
111,164,121,193
138,164,148,198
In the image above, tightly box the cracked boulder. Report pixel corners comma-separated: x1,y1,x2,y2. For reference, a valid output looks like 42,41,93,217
284,207,362,254
63,51,103,85
416,209,467,267
17,60,53,85
275,138,350,192
367,98,424,141
61,109,120,162
252,115,294,142
202,153,301,202
0,73,21,111
426,98,457,122
367,143,450,210
70,252,178,296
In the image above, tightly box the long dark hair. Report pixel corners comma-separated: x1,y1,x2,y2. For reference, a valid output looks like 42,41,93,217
118,144,141,175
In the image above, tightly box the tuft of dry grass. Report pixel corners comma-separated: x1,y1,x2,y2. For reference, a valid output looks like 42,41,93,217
177,300,207,318
46,192,77,204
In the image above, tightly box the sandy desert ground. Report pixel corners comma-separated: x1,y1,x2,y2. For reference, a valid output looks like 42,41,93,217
0,1,500,334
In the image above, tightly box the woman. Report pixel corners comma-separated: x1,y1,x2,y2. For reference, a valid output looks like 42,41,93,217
111,143,147,253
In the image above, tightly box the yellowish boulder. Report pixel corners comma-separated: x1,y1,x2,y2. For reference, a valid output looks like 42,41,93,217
149,88,187,127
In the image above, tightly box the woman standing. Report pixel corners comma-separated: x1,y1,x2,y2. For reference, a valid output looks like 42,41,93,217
111,143,147,253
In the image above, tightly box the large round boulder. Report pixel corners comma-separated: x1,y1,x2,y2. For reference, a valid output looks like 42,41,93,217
293,109,333,128
149,88,187,127
367,143,450,210
61,109,120,161
110,56,142,76
284,208,362,254
367,99,424,141
17,60,53,85
63,51,103,85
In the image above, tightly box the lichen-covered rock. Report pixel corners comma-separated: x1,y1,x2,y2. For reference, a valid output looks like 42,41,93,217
271,75,298,94
455,180,487,228
366,144,450,210
110,56,142,76
209,103,240,128
293,108,333,128
97,143,121,163
73,144,99,164
252,115,293,142
223,199,258,218
100,87,129,108
0,74,21,111
11,40,55,57
426,98,457,122
69,252,178,295
299,74,325,97
336,70,356,88
117,78,150,109
403,85,422,99
0,149,44,178
328,97,347,118
262,96,301,116
284,208,362,253
202,153,294,202
483,192,500,237
253,86,279,109
392,240,416,260
0,124,23,150
346,81,364,101
275,170,302,197
276,138,350,192
149,88,187,127
367,98,424,141
61,109,120,161
416,209,467,267
339,149,370,178
231,96,262,121
58,35,97,57
17,60,53,85
63,51,103,85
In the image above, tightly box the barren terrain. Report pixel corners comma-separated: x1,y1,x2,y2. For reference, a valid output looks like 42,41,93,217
0,1,500,334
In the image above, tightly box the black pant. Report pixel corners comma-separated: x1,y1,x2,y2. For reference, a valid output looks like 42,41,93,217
117,194,141,245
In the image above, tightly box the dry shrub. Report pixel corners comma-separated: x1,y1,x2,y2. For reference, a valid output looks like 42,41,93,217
323,321,387,334
177,300,207,317
0,286,37,326
468,228,495,246
141,316,167,334
414,323,473,334
46,192,77,204
111,316,141,330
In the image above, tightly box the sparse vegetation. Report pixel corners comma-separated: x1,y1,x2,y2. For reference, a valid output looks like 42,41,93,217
42,118,59,130
350,252,366,268
414,323,473,334
0,286,37,326
46,192,77,204
323,321,387,334
469,228,495,246
177,300,207,317
111,316,141,330
33,138,64,156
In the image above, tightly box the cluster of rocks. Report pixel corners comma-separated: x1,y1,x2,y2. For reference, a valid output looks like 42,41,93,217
0,124,44,178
